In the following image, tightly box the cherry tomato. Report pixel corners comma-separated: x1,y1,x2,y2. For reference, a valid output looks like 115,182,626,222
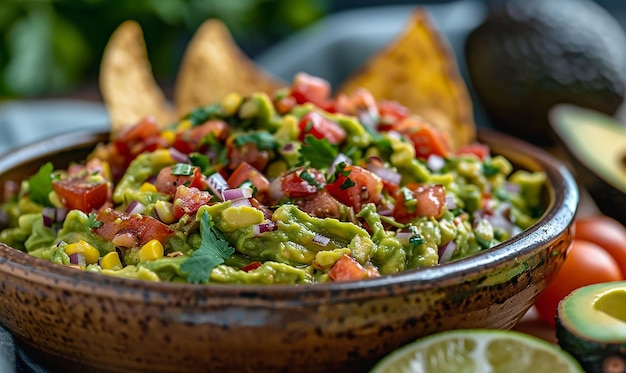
392,183,446,223
574,216,626,277
52,177,109,213
534,239,623,326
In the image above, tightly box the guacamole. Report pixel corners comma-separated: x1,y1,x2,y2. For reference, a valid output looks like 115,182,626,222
0,74,546,284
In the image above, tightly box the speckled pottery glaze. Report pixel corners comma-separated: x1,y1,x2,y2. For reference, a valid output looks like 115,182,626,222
0,129,578,373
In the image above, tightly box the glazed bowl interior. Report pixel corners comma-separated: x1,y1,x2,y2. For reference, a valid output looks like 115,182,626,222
0,127,579,373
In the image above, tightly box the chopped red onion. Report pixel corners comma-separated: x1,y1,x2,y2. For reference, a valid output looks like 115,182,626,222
253,221,277,236
169,147,190,163
229,198,252,208
505,182,521,194
445,195,457,210
427,154,445,172
42,207,56,228
222,187,253,201
366,162,402,185
125,200,146,215
282,143,295,152
312,233,331,246
56,207,69,222
438,241,457,264
208,173,228,200
69,252,86,266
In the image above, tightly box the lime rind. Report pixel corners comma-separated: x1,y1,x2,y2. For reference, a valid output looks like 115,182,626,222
370,329,584,373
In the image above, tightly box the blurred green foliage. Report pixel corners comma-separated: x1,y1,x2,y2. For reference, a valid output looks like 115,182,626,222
0,0,328,98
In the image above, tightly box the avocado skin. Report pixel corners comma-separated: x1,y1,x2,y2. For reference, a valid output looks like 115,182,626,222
465,0,626,145
556,322,626,373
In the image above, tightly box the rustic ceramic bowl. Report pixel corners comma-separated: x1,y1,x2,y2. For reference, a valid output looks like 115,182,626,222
0,128,578,373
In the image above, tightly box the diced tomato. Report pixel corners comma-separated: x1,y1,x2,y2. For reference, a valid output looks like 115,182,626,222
227,162,270,196
296,190,342,219
326,165,382,212
377,100,410,129
393,118,450,159
328,254,367,282
241,262,262,272
155,166,207,197
274,95,297,115
298,111,346,145
456,143,490,161
392,183,446,223
281,168,325,198
174,120,229,154
290,73,332,108
114,117,163,158
334,88,378,117
52,177,109,213
226,139,270,172
94,208,175,247
172,185,213,219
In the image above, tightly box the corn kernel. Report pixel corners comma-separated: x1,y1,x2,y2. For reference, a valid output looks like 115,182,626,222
138,239,164,261
161,130,176,145
154,200,175,224
48,191,64,208
152,148,174,165
140,182,157,193
101,251,123,270
221,92,243,116
177,119,193,131
65,240,100,265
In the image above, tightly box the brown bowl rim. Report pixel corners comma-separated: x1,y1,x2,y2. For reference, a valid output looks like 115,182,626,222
0,127,579,303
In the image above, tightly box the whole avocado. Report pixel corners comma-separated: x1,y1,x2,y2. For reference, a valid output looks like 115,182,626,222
465,0,626,144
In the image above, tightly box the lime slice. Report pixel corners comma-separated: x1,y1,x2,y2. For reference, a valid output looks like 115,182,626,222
371,329,583,373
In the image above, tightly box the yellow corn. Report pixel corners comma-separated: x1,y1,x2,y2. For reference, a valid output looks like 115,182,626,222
151,148,174,165
221,92,243,116
65,240,100,265
177,119,193,131
161,130,176,145
140,182,157,193
138,239,164,261
101,252,123,270
154,200,175,224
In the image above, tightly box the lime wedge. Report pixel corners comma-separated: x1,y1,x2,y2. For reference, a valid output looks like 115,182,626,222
371,329,583,373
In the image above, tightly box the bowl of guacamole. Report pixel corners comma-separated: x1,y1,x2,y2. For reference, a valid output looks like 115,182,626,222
0,75,578,372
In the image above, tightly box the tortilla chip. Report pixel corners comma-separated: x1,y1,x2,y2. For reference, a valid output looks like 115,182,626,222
99,21,176,137
174,19,285,117
337,10,475,150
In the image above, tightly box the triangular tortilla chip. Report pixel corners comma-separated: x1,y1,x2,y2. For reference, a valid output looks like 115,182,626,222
338,10,475,150
174,19,285,117
99,21,176,137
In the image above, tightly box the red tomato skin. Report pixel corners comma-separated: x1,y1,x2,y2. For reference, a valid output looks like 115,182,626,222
328,255,367,282
290,73,331,108
326,165,383,212
456,143,491,161
227,162,270,196
574,216,626,277
172,185,213,220
226,140,270,172
52,178,109,213
281,168,326,198
392,118,450,159
155,166,206,197
392,184,446,223
298,111,346,145
94,208,175,247
173,120,228,154
377,100,410,129
534,239,623,327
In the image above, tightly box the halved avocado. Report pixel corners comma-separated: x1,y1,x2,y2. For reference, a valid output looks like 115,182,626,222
556,282,626,373
549,104,626,224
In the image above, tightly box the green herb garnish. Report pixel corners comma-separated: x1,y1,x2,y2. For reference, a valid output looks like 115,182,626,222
181,211,235,284
233,130,277,151
171,163,195,176
86,212,102,229
298,135,338,169
27,162,54,207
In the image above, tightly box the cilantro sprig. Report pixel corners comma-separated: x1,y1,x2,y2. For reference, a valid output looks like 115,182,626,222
298,135,338,169
27,162,54,207
181,211,235,284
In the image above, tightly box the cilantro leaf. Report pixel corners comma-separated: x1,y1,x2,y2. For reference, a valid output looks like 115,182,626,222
86,213,102,229
233,131,276,151
181,211,235,284
298,135,338,169
27,162,54,206
189,153,210,173
339,177,356,190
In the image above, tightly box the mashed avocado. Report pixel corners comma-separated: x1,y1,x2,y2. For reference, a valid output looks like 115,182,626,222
0,74,546,285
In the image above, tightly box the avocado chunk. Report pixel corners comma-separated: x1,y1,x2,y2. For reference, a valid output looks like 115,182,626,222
549,104,626,224
465,0,626,144
556,282,626,373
